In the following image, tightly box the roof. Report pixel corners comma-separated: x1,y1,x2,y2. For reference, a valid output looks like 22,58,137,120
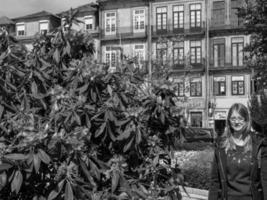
58,3,98,17
0,16,15,25
13,10,60,21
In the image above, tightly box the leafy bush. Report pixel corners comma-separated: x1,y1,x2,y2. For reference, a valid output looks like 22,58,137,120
173,148,213,190
0,19,184,200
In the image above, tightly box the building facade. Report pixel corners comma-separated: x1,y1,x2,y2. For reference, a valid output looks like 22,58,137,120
12,11,61,50
208,0,252,134
98,0,251,132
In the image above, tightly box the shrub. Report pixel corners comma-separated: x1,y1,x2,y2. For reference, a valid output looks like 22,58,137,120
0,18,184,200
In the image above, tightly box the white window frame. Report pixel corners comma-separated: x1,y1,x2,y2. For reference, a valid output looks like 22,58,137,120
134,44,145,61
39,20,49,34
105,46,118,71
84,16,94,30
133,9,145,33
173,5,184,29
105,12,116,35
232,37,244,67
16,23,25,36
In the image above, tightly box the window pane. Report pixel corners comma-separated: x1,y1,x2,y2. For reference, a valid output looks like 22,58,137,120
232,82,238,94
238,43,243,66
214,45,219,67
232,44,237,66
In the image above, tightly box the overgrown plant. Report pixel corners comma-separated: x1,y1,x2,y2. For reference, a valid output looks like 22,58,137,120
0,17,184,200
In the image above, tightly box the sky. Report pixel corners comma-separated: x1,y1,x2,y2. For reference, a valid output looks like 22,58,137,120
0,0,96,18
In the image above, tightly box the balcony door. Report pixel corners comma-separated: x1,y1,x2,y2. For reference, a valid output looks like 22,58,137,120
105,12,116,35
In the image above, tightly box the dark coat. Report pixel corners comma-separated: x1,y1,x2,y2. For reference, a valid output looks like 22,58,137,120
208,133,267,200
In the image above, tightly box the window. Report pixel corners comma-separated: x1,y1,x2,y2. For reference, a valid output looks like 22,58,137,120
156,7,167,32
190,112,202,127
230,0,243,26
212,1,225,26
156,42,167,64
232,37,244,67
85,16,93,30
190,4,201,28
190,41,201,64
173,41,184,65
133,9,145,32
213,39,225,67
177,82,185,97
173,5,184,30
39,21,49,35
105,46,118,69
214,77,226,96
16,23,25,36
134,44,145,61
190,78,202,97
232,76,245,95
105,12,116,35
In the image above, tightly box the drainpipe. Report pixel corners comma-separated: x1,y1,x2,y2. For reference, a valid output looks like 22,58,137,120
205,0,210,128
148,0,152,83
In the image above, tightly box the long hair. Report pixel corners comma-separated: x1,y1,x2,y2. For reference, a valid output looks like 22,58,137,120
221,103,252,153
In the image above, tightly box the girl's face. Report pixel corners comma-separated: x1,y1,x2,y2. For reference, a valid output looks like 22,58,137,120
229,110,246,133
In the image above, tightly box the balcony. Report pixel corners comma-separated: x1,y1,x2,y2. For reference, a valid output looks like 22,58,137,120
100,26,147,41
209,62,249,71
152,22,206,37
209,20,245,35
151,58,205,73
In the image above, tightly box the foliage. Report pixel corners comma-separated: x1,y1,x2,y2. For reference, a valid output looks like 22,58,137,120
0,18,185,200
249,91,267,135
173,148,213,190
239,0,267,90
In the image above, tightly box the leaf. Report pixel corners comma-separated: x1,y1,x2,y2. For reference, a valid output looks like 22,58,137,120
65,182,74,200
0,105,4,119
89,159,100,181
0,172,7,188
112,170,120,193
78,83,89,94
73,112,81,125
117,129,131,141
48,190,59,200
4,153,28,161
31,81,38,96
53,48,60,64
11,170,23,194
33,154,41,173
0,163,13,171
160,111,165,124
95,122,106,138
123,137,134,152
38,149,51,164
107,84,113,96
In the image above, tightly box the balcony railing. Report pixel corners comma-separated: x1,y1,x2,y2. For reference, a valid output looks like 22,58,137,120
151,58,205,72
210,20,245,31
209,62,247,70
152,22,206,37
100,26,147,40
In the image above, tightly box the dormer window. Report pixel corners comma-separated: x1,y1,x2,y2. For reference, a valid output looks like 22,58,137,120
84,16,93,30
16,23,25,36
39,20,49,35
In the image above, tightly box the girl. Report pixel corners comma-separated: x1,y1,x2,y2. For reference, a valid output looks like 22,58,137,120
208,103,267,200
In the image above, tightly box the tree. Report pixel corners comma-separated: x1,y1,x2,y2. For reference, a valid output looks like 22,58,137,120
0,12,185,200
239,0,267,90
239,1,267,135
